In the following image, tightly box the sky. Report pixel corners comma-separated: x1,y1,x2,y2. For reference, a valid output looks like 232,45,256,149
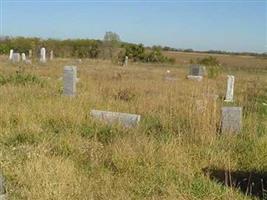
0,0,266,53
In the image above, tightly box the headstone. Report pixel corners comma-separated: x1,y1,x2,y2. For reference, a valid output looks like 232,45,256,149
12,53,20,63
90,109,141,128
63,66,77,96
221,107,242,133
21,53,26,61
40,47,46,63
9,49,13,60
29,50,32,58
187,64,204,81
224,75,235,102
50,50,54,60
124,56,128,67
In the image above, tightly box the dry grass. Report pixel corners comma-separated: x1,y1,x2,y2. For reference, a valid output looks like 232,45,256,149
0,53,266,199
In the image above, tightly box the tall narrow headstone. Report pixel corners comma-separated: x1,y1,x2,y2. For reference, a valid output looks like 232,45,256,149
50,50,54,60
63,66,77,96
9,49,13,60
12,53,20,63
29,50,32,58
224,75,235,102
221,107,242,133
40,47,46,63
124,56,128,67
21,53,26,62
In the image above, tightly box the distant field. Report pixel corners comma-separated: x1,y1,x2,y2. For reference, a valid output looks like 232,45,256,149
0,54,266,199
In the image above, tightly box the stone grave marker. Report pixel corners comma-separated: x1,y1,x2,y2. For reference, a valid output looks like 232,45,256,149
63,66,77,96
21,53,26,62
90,109,141,128
221,107,242,133
12,53,20,63
9,49,13,60
124,56,128,67
50,50,54,60
187,64,205,81
224,75,235,102
40,47,46,63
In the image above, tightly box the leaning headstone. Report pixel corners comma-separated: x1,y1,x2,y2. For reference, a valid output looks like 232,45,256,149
63,66,77,96
50,50,54,60
12,53,20,63
40,47,46,63
187,64,204,81
9,49,13,60
221,107,242,133
21,53,26,62
124,56,128,67
90,109,141,128
224,75,235,102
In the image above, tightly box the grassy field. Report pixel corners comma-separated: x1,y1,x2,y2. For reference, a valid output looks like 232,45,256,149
0,52,266,199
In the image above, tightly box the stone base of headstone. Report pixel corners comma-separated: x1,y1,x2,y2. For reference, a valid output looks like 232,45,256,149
187,75,203,81
90,109,141,128
221,107,242,133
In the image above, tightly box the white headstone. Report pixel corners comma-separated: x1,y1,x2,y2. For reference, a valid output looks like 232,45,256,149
50,50,54,60
21,53,26,61
40,47,46,63
12,53,20,63
221,107,242,133
124,56,128,67
90,110,141,128
63,66,77,96
224,75,235,102
9,49,13,60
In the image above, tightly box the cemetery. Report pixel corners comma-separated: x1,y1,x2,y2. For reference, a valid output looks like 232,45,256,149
0,49,266,199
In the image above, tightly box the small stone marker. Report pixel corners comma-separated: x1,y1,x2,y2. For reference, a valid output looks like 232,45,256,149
63,66,77,96
12,53,20,63
9,49,13,60
90,109,141,128
221,107,242,133
187,64,204,81
29,50,32,58
50,50,54,60
124,56,128,67
40,47,46,63
21,53,26,62
224,75,235,102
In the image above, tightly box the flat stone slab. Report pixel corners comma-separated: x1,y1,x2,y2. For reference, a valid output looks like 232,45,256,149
187,75,203,81
90,109,141,128
221,107,242,133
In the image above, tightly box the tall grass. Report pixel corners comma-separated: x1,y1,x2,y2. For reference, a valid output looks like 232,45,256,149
0,55,266,199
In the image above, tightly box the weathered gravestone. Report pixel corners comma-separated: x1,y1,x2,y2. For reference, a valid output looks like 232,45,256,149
9,49,13,60
0,173,6,199
40,47,46,63
221,107,242,133
29,50,32,58
63,66,77,96
224,75,235,102
21,53,26,62
187,64,204,81
12,53,20,63
124,56,128,67
90,109,141,128
50,50,54,60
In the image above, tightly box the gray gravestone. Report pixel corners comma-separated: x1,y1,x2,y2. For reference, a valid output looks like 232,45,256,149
90,110,141,128
50,50,54,60
221,107,242,133
63,66,77,96
187,64,204,81
12,53,20,63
